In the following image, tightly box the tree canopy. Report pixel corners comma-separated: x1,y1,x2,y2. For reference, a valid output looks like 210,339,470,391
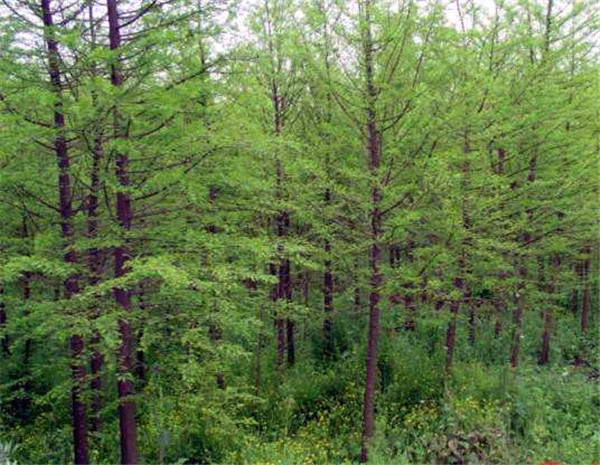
0,0,598,464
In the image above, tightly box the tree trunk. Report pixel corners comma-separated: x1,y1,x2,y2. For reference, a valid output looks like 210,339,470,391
493,278,506,338
245,278,262,395
539,312,552,365
206,187,225,389
581,246,591,336
354,258,361,312
323,191,334,358
446,136,472,372
106,0,138,462
0,286,8,355
510,262,527,369
88,122,104,434
22,272,32,367
403,237,416,331
41,1,88,461
360,2,382,460
570,262,579,315
445,287,461,374
510,142,538,369
86,2,104,433
539,254,560,365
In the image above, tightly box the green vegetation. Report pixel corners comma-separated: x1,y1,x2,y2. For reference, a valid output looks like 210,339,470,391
0,0,598,463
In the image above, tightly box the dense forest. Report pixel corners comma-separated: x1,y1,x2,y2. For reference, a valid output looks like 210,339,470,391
0,0,598,464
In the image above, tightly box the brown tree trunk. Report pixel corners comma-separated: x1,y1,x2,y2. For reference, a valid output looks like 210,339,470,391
41,1,88,461
22,272,32,367
360,2,382,459
510,142,538,369
446,136,472,372
354,258,361,312
88,121,104,434
539,254,560,365
493,150,507,336
274,159,293,369
571,262,579,316
510,262,527,369
15,272,33,422
581,246,591,336
206,187,225,388
106,0,138,462
87,4,104,428
281,251,294,367
493,271,508,337
0,286,8,355
404,238,417,331
539,312,552,365
245,278,262,395
445,286,461,374
323,191,334,358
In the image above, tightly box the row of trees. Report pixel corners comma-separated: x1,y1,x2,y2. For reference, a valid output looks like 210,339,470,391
0,0,597,463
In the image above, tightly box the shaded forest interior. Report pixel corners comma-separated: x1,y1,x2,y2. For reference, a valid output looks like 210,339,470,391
0,0,598,464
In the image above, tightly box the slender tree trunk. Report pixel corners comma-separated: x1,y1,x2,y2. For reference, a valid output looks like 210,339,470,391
539,254,560,365
445,289,461,374
510,262,527,369
493,150,507,337
282,249,294,367
539,311,552,365
323,192,334,358
274,158,293,369
246,278,262,395
206,187,225,388
494,271,508,337
581,246,591,336
22,272,32,367
286,319,295,366
267,50,293,370
571,262,579,315
88,122,104,434
0,286,8,355
446,136,472,372
496,147,505,175
135,328,145,385
360,2,382,459
15,272,33,422
354,258,361,312
403,237,416,331
87,2,104,431
41,1,88,461
462,147,474,346
106,0,138,462
510,143,538,369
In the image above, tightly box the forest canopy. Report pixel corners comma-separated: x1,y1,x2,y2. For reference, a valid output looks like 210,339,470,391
0,0,598,464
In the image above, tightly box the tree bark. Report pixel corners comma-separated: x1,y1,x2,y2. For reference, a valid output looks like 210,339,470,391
0,286,8,355
581,246,591,336
493,271,508,337
106,0,138,462
88,116,104,434
446,136,472,372
570,262,579,316
323,191,334,358
207,186,225,388
41,1,88,461
539,254,560,365
360,1,382,460
403,237,416,331
445,286,461,374
86,2,104,431
510,142,538,369
510,262,527,369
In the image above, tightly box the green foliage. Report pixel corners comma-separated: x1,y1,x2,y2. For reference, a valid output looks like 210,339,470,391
0,0,597,464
